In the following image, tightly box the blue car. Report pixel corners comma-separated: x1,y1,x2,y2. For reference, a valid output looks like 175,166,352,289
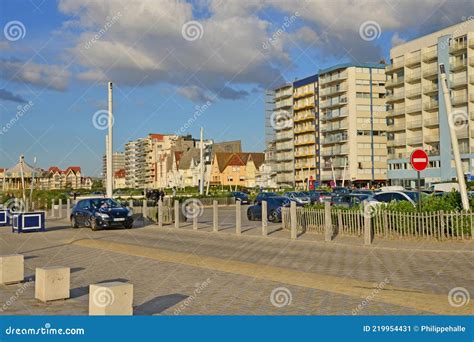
71,198,133,230
231,191,249,204
254,192,278,204
247,196,301,223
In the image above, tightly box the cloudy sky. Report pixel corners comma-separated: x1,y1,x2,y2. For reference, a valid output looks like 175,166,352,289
1,0,473,176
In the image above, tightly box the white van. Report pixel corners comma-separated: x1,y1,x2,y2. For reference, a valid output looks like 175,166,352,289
428,182,460,193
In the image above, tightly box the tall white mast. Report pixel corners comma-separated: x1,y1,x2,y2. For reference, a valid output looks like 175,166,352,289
106,82,114,198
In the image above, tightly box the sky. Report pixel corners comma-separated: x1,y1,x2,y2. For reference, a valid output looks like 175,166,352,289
0,0,473,176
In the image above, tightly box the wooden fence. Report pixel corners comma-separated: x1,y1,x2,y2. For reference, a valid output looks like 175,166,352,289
282,207,473,240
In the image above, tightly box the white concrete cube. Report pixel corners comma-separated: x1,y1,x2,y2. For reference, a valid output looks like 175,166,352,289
89,282,133,316
0,254,24,284
35,266,70,302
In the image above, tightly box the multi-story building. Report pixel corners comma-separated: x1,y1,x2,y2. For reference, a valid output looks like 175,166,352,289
319,63,388,186
102,152,125,185
292,74,319,188
273,84,295,188
386,21,474,186
124,139,141,188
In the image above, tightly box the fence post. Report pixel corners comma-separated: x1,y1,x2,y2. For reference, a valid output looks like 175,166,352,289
213,200,218,232
174,200,180,229
142,200,148,221
262,200,268,236
324,201,332,242
129,199,133,211
193,211,198,230
158,200,163,228
66,199,71,219
290,201,297,240
58,199,63,219
364,202,372,245
236,201,241,235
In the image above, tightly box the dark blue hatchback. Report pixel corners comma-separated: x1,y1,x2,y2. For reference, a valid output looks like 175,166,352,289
70,198,133,230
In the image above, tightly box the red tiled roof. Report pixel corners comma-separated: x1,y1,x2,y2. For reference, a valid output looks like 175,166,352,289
48,166,62,173
48,166,81,174
149,134,165,141
115,169,126,178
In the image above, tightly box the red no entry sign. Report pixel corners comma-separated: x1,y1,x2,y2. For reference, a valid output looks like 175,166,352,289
410,149,429,172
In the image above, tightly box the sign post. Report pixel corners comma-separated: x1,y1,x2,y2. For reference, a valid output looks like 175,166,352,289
410,149,429,211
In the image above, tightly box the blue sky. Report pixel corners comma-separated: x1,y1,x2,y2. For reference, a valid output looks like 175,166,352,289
1,0,473,176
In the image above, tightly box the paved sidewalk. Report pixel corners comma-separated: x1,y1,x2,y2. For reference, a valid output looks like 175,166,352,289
0,220,472,315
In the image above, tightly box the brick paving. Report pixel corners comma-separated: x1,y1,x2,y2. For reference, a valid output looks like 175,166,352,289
0,215,472,316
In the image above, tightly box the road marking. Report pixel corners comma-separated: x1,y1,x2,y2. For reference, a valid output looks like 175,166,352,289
72,238,473,315
413,158,427,163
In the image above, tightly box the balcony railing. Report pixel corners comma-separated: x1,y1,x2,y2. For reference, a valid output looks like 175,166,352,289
405,103,422,114
470,38,474,48
386,91,405,102
319,72,348,84
385,77,405,88
387,106,406,117
405,88,421,98
406,72,421,83
321,121,348,132
321,109,349,121
422,49,437,62
386,60,404,73
388,121,405,131
406,136,422,145
320,97,348,109
452,94,468,106
450,60,467,71
424,134,440,143
405,55,421,67
423,65,438,78
406,119,422,129
321,146,349,156
423,83,438,94
387,138,406,146
424,117,439,127
322,134,348,145
449,41,467,53
319,84,347,97
423,100,439,111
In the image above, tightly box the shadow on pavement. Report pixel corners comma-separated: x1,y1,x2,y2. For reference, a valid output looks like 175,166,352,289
134,294,188,315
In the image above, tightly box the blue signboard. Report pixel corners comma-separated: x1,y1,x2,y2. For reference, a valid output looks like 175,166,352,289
0,210,10,227
11,212,45,233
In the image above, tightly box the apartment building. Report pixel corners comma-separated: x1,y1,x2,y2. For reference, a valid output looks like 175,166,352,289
319,63,388,186
386,21,474,186
273,84,294,187
102,152,125,184
292,74,319,188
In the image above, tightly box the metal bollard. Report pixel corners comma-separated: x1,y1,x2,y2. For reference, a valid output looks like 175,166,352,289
290,201,297,240
174,200,180,229
213,200,218,232
262,200,268,236
324,201,332,242
58,199,63,219
236,201,241,235
51,199,55,218
66,199,71,219
158,201,163,228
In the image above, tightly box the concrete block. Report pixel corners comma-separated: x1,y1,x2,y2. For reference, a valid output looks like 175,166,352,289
89,282,133,316
35,266,70,302
0,254,24,284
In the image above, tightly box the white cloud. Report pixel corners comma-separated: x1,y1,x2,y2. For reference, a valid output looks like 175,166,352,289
391,33,406,47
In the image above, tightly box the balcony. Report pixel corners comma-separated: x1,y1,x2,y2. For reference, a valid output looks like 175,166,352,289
386,91,405,103
387,138,405,147
406,136,422,145
449,41,467,54
321,109,349,121
424,134,440,143
406,72,421,83
470,38,474,48
294,125,316,134
423,83,438,95
295,138,316,146
471,75,474,85
387,106,405,117
320,72,348,85
321,134,348,145
422,49,437,62
456,129,469,140
385,77,405,88
405,88,421,99
424,117,439,127
293,112,314,122
405,103,422,114
450,60,467,72
452,94,468,106
275,132,293,141
321,146,349,156
423,65,438,79
320,97,348,109
406,119,422,129
295,149,315,157
319,84,347,97
321,121,348,133
451,76,467,89
423,100,439,111
386,60,404,73
388,152,409,160
405,55,421,67
387,121,405,131
470,57,474,67
293,88,314,99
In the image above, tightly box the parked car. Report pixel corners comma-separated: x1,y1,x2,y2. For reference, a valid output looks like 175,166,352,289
231,191,249,204
254,192,278,203
331,194,371,208
332,187,351,195
247,196,301,223
427,182,460,193
351,189,375,196
368,191,421,207
70,198,133,230
303,190,332,203
282,191,311,205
